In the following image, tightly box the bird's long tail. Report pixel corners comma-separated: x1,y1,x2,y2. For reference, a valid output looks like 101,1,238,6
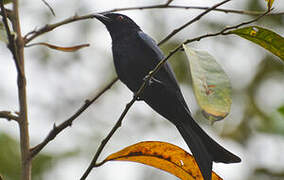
176,113,241,180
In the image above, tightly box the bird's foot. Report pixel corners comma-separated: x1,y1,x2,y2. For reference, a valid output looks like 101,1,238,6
143,75,162,87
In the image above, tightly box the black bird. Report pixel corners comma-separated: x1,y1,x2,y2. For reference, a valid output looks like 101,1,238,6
94,13,241,180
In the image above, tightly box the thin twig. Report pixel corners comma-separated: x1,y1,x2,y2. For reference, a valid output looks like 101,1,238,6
24,13,97,44
80,9,270,180
183,9,272,44
165,0,174,6
158,0,231,46
80,96,137,180
0,111,19,121
41,0,55,16
23,2,283,45
102,4,283,16
29,77,118,158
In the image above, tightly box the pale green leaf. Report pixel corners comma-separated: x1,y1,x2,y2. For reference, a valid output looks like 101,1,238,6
183,45,232,123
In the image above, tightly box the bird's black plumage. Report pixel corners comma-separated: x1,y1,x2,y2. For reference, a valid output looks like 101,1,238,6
94,13,241,180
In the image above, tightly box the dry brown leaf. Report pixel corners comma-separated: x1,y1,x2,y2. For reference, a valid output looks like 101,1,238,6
27,42,90,52
101,141,222,180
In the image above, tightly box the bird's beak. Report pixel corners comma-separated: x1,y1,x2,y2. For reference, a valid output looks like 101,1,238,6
92,13,111,24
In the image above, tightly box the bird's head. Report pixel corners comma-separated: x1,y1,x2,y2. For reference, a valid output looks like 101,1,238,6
93,13,141,39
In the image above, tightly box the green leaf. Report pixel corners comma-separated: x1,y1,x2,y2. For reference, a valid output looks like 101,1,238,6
278,105,284,117
229,26,284,61
0,22,8,44
183,45,232,123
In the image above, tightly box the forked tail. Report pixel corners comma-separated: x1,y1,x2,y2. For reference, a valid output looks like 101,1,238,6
176,114,241,180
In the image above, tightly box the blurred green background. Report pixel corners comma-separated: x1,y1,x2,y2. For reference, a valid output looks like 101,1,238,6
0,0,283,179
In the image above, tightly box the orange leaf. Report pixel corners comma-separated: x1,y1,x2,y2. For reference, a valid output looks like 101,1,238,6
102,141,222,180
26,42,90,52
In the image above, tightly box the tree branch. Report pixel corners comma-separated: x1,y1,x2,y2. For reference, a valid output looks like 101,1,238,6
0,111,19,121
29,77,118,158
41,0,55,16
158,0,231,46
5,0,32,179
0,2,22,76
79,9,270,180
1,1,31,180
165,0,174,6
23,1,282,45
80,95,137,180
183,9,271,45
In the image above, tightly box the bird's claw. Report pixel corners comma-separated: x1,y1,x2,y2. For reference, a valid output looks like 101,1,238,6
143,75,162,87
143,74,152,86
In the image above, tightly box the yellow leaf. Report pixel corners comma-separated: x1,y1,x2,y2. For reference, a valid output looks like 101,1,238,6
27,42,90,52
265,0,274,10
102,141,222,180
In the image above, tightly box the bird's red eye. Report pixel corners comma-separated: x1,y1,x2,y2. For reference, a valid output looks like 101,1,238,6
117,15,124,21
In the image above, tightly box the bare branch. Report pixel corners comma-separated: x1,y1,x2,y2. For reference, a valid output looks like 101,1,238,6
0,111,19,121
4,0,33,179
1,1,31,179
103,4,283,16
24,14,97,44
0,1,23,76
158,0,231,46
165,0,174,6
23,1,282,45
183,9,272,45
41,0,55,16
80,96,136,180
30,77,118,158
158,5,283,16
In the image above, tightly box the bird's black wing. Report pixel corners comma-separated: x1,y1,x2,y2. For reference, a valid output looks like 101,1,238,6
137,31,180,88
137,31,189,109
